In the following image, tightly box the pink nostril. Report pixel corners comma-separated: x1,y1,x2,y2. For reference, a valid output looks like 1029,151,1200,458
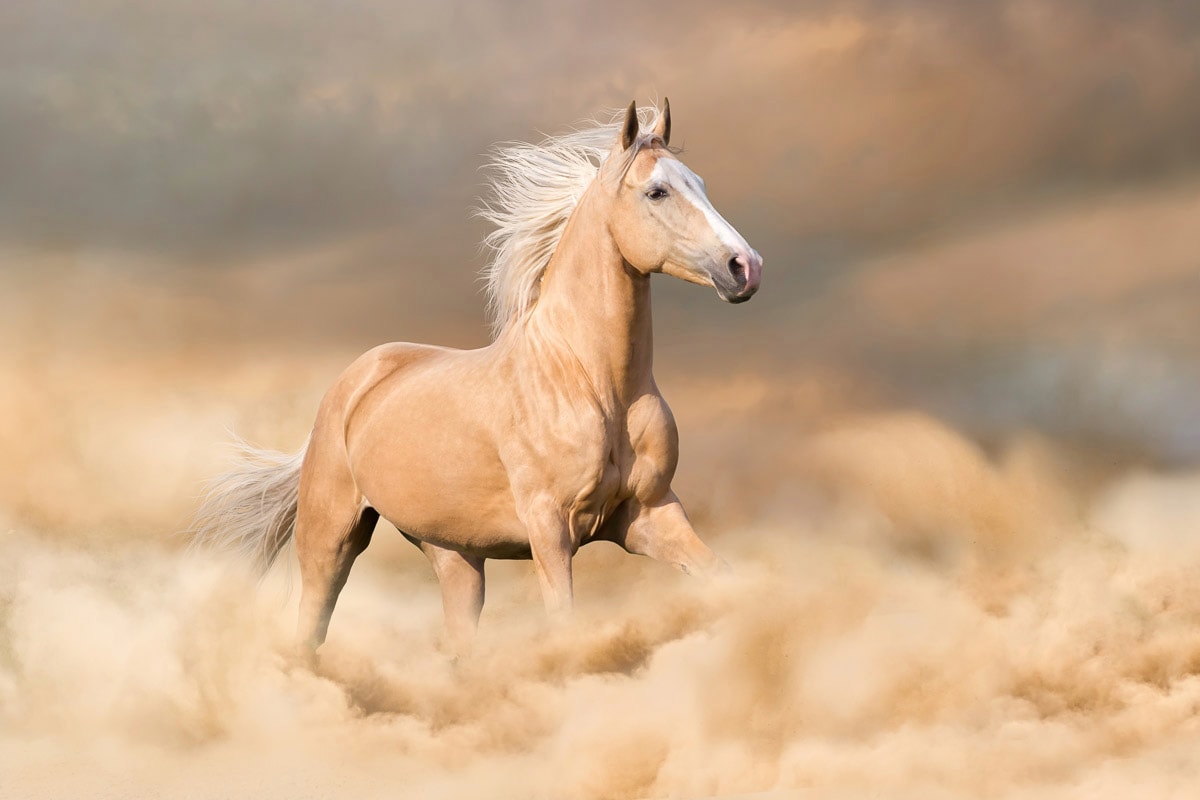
728,256,746,284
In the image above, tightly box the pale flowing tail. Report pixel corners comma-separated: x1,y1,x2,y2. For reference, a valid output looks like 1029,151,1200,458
189,436,307,572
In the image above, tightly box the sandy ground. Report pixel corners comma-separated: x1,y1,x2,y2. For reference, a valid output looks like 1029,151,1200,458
3,351,1200,800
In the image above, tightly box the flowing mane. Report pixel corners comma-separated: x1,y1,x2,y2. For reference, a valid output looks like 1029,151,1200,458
477,105,665,337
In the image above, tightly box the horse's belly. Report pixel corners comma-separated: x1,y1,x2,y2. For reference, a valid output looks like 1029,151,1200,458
355,444,527,557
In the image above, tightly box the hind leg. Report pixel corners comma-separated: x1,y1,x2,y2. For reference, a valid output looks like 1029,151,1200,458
295,493,379,654
405,537,485,654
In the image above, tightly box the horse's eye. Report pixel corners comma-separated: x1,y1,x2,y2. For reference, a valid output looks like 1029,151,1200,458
646,187,668,201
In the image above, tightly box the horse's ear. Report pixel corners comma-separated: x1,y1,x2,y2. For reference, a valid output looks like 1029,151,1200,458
620,101,639,151
653,97,671,146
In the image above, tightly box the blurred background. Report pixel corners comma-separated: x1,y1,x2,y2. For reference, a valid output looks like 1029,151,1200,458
3,2,1200,798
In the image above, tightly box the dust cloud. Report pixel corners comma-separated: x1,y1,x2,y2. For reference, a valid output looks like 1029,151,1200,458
4,344,1200,800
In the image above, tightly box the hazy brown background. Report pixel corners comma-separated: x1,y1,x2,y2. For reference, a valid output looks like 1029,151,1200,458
3,1,1200,798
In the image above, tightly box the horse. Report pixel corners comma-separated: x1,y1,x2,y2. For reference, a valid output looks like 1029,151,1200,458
192,100,763,654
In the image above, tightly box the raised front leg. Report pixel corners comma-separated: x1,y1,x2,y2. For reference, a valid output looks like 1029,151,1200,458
611,491,728,576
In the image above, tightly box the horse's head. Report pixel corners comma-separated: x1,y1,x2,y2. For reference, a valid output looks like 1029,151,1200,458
603,100,762,303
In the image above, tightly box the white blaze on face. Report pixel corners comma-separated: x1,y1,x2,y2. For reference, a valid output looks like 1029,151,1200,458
651,158,750,254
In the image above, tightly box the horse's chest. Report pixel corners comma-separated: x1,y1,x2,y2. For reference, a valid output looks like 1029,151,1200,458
509,385,677,543
567,452,623,542
565,398,677,538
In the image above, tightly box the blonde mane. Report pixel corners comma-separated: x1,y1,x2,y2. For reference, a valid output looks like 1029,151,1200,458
477,106,664,338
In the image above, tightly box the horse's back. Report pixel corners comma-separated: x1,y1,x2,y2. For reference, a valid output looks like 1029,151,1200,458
310,341,457,442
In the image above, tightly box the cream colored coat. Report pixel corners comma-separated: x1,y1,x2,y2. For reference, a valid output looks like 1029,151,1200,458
193,102,762,653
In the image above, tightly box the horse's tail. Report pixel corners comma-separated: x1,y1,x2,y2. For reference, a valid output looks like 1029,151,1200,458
189,435,307,573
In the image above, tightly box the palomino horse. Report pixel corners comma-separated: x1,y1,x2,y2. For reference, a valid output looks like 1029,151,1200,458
193,101,763,653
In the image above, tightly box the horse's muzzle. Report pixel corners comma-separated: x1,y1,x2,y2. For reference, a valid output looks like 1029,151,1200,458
717,249,762,303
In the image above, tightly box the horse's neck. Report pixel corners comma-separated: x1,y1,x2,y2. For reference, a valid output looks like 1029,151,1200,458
530,187,653,405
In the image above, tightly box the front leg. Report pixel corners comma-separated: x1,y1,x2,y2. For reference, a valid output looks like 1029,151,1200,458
521,499,575,615
610,491,728,576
